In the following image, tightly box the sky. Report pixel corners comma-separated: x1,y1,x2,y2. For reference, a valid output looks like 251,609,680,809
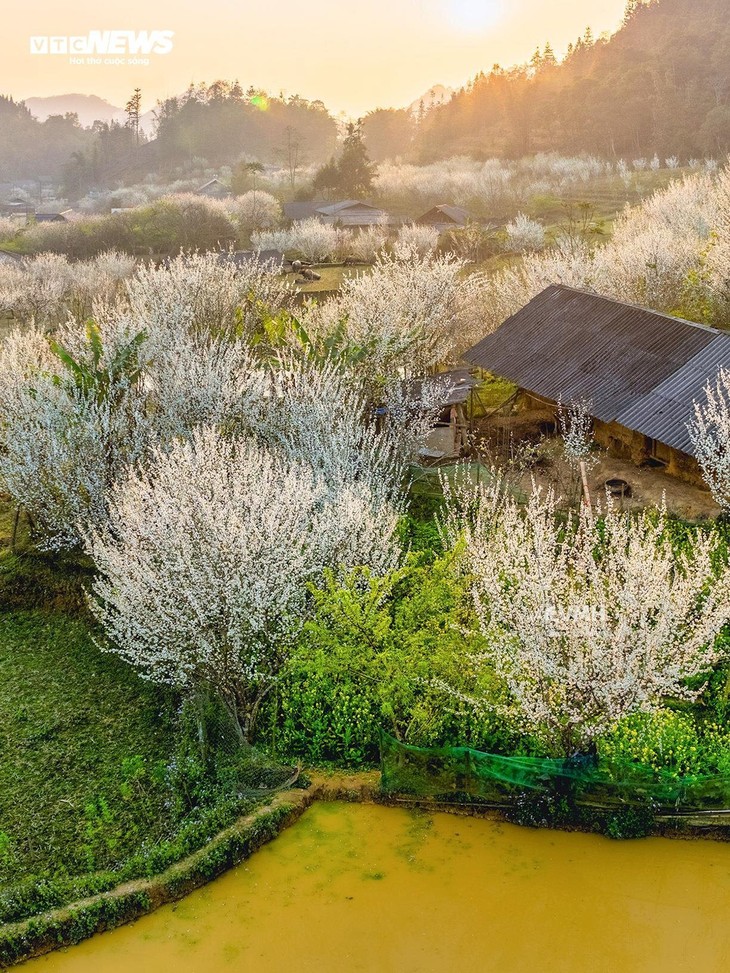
5,0,629,116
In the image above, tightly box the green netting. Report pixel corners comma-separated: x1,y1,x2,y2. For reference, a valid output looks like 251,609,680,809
379,733,730,811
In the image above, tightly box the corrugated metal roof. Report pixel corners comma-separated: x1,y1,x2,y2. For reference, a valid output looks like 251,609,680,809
616,335,730,452
464,285,730,456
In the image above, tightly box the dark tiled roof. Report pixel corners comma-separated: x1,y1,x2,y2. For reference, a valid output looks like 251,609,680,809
464,285,730,455
283,201,325,221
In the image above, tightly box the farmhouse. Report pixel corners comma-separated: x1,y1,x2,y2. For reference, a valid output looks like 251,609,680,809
283,199,390,227
465,285,730,485
34,210,72,223
416,203,470,231
195,178,231,199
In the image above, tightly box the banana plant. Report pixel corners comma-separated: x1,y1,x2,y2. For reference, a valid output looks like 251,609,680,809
49,320,147,405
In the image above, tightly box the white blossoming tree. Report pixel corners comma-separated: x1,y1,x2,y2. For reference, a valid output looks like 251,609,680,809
443,483,730,754
688,366,730,512
0,311,267,549
302,247,487,381
0,325,151,550
125,251,293,339
86,428,402,741
505,212,546,253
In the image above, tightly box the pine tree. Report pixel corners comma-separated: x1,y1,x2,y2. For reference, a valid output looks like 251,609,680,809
313,121,377,198
338,121,377,196
125,88,142,146
543,42,557,67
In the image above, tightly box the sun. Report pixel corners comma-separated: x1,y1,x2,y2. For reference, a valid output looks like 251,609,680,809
446,0,503,33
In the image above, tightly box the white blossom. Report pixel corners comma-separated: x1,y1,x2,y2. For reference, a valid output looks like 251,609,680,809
86,427,401,739
505,213,546,253
443,484,730,753
688,366,730,511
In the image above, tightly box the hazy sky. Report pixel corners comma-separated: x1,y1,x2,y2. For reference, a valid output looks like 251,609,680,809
6,0,628,115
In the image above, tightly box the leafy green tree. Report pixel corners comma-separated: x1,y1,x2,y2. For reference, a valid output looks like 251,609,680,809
313,121,377,198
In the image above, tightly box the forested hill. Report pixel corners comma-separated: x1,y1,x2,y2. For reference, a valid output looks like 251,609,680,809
415,0,730,161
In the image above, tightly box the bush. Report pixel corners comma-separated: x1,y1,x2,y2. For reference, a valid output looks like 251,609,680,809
598,709,730,778
258,555,506,766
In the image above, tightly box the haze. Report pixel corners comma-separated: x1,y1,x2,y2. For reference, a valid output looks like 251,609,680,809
6,0,628,116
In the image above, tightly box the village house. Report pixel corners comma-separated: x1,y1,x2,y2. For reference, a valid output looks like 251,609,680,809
195,178,232,199
34,210,73,223
416,203,470,232
465,284,730,486
283,199,391,227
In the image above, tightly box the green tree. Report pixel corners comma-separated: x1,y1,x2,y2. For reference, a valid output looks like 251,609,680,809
313,121,377,199
125,88,142,146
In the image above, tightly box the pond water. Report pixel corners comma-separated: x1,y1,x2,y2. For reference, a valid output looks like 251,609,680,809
25,802,730,972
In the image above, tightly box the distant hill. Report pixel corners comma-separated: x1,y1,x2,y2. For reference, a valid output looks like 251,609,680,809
416,0,730,160
408,84,454,115
25,94,156,134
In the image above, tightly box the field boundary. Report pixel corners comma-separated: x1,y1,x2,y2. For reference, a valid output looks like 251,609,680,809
3,769,730,968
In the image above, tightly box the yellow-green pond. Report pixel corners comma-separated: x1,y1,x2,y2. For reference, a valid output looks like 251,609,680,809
23,802,730,972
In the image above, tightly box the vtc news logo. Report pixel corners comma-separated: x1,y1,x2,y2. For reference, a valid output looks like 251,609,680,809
30,31,175,56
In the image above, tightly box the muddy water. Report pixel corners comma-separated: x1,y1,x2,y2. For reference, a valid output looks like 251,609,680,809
25,802,730,972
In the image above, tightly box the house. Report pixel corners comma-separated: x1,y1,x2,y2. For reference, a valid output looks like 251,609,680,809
464,285,730,485
195,178,231,199
34,210,72,223
316,200,389,227
283,199,391,228
0,200,30,217
416,204,470,232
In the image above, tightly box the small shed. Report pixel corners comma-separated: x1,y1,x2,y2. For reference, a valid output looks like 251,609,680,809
465,285,730,485
416,203,470,232
402,367,480,462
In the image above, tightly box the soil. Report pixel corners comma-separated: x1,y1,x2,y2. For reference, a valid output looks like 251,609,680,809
474,407,720,521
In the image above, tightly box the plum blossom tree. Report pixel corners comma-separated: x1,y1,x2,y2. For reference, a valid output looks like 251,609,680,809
688,366,730,512
0,250,135,326
302,247,487,381
125,251,293,340
86,428,402,740
0,325,151,550
0,309,267,549
442,483,730,754
394,223,439,257
228,190,282,237
505,212,546,252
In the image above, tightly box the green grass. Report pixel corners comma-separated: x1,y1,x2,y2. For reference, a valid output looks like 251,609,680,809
0,495,291,922
0,496,178,888
289,264,365,296
0,611,176,883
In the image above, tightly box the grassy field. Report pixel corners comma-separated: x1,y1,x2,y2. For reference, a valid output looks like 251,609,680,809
288,264,363,297
0,498,183,900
